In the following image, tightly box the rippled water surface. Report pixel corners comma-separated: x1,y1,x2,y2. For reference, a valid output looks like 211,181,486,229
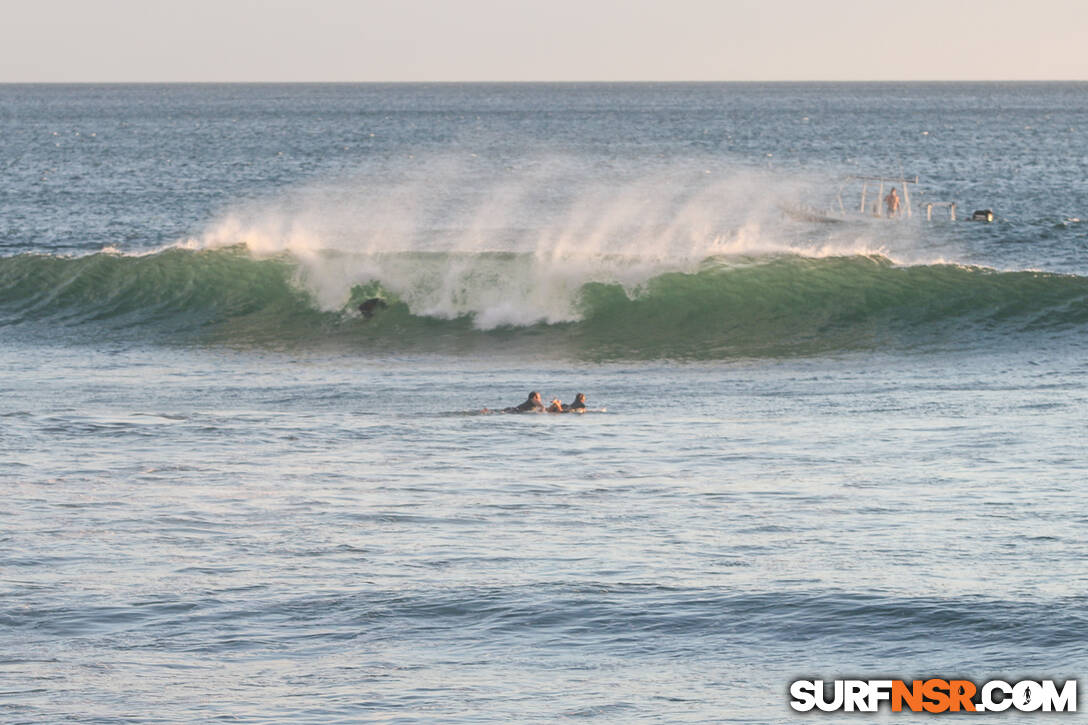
2,83,1087,722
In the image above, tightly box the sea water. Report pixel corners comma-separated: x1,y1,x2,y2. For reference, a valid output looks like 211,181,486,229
1,83,1087,723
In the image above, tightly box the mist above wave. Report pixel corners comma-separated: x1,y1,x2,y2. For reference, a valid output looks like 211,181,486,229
188,157,927,329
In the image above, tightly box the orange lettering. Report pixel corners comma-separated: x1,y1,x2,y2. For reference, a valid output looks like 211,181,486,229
948,680,977,712
922,679,951,713
892,680,924,712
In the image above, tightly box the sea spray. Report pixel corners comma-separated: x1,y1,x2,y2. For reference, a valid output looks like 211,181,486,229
188,159,923,328
7,158,1067,356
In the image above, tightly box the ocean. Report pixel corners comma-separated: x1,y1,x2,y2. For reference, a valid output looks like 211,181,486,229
2,82,1086,722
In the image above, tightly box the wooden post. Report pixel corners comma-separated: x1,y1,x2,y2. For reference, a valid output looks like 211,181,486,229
924,202,957,221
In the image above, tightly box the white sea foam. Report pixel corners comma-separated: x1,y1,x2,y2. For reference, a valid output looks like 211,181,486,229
185,156,934,328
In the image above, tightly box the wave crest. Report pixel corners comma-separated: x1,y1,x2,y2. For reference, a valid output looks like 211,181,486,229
3,247,1086,358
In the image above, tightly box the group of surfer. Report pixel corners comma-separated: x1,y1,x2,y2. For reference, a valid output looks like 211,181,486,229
503,391,588,414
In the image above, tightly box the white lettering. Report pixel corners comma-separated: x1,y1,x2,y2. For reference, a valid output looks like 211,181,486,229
981,680,1013,712
1014,680,1044,712
1041,680,1077,712
789,680,817,712
867,680,893,711
844,680,870,712
816,680,844,712
789,676,1076,713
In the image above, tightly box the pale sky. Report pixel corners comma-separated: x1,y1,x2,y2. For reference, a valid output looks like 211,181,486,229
2,0,1086,82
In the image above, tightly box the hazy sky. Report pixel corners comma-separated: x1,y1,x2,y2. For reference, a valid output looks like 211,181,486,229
3,0,1086,82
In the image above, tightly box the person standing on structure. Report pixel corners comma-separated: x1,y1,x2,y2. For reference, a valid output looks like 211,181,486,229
884,187,901,217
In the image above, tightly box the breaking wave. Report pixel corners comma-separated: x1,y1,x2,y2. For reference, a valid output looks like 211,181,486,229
3,245,1086,359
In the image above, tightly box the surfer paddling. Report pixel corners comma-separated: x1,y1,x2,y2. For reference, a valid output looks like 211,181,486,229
482,391,591,414
503,391,545,413
565,393,587,412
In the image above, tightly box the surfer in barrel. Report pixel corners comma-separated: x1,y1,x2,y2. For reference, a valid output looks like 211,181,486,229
358,297,388,319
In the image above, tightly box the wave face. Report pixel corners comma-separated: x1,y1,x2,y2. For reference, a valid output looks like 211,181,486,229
3,247,1087,358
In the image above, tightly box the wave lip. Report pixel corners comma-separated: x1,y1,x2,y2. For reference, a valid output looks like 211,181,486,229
574,254,1088,357
0,246,327,344
2,247,1086,358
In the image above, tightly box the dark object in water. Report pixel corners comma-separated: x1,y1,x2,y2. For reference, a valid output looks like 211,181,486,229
969,209,994,222
358,297,388,319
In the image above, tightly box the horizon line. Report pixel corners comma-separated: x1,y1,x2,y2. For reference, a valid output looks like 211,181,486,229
2,79,1086,85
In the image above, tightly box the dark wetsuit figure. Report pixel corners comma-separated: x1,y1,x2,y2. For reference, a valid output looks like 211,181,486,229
565,393,587,411
508,391,544,413
358,298,388,319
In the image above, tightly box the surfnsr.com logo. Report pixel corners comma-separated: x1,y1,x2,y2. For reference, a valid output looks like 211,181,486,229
789,679,1077,713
